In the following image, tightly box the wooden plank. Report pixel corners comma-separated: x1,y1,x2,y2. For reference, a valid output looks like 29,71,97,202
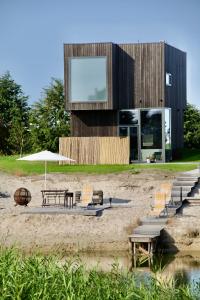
64,42,186,113
70,110,118,137
138,246,150,256
59,136,130,164
118,42,165,109
130,236,158,243
64,43,115,110
164,43,187,149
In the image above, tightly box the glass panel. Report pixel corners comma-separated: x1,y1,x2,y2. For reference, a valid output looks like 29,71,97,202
141,149,162,162
165,108,172,161
119,127,128,136
130,127,138,161
141,109,162,149
119,110,139,125
141,109,162,162
69,57,107,102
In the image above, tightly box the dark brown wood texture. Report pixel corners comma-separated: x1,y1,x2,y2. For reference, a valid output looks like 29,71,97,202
164,43,187,149
118,42,165,109
64,42,166,110
71,110,118,137
64,43,116,110
165,44,186,109
64,42,186,150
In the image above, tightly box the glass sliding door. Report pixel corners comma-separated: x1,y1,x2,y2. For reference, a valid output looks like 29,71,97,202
140,109,163,162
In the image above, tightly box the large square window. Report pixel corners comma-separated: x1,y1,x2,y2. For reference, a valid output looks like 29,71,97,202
69,57,107,102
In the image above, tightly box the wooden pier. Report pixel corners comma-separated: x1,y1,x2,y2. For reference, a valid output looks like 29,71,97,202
129,218,168,267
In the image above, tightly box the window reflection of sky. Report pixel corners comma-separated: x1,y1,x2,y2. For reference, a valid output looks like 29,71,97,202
69,57,107,102
119,110,139,125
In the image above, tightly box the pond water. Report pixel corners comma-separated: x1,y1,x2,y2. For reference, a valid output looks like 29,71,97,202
65,251,200,287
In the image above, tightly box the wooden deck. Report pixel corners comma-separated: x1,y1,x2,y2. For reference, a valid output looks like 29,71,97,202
20,207,104,216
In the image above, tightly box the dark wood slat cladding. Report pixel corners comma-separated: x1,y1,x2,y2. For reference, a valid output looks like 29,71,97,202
64,41,187,152
164,44,187,149
118,42,165,109
71,110,118,137
64,43,116,110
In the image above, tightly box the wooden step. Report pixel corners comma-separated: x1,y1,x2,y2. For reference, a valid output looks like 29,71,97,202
133,225,164,236
171,191,190,197
176,177,198,181
140,216,168,226
173,181,196,186
172,186,192,191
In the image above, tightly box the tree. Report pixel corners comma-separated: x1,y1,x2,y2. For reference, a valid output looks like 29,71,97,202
0,72,30,154
29,78,70,152
184,103,200,148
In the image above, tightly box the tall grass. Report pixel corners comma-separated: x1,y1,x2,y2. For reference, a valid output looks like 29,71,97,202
0,248,198,300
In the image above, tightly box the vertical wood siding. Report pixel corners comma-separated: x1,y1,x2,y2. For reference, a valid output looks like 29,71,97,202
59,137,130,164
64,42,186,152
64,43,116,110
164,43,187,149
118,42,165,109
71,110,118,137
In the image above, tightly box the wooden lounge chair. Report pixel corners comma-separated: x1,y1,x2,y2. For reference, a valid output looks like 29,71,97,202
75,186,103,206
81,184,94,206
149,183,172,217
160,183,172,203
150,191,167,217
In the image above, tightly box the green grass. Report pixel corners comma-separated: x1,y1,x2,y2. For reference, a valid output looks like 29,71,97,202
0,155,199,176
0,248,198,300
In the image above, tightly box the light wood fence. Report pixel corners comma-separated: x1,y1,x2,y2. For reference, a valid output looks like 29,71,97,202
59,137,130,164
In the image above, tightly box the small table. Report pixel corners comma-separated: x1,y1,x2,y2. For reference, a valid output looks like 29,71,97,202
64,192,74,208
41,190,70,207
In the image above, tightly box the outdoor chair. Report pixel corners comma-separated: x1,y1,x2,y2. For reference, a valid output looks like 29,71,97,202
81,185,94,206
160,183,172,203
150,191,167,217
75,186,103,206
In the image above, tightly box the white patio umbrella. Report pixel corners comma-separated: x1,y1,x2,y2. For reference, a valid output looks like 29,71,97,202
17,150,75,189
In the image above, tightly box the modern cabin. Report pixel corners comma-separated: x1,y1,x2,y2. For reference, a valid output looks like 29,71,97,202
60,42,186,164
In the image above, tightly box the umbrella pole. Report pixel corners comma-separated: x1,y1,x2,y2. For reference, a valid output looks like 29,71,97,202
45,160,47,190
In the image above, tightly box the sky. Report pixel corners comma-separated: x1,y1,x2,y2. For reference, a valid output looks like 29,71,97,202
0,0,199,107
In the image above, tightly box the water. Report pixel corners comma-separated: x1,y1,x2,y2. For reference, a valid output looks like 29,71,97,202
67,251,200,287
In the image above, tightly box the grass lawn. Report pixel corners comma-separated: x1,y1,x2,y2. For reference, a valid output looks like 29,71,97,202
0,155,199,176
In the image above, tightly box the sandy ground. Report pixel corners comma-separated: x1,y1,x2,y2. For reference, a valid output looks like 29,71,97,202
0,170,174,254
164,203,200,252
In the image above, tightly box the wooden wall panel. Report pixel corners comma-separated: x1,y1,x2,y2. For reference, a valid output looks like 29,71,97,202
164,44,187,149
165,44,186,109
64,43,116,110
71,110,118,137
59,137,130,164
64,42,186,112
64,42,187,152
118,42,165,109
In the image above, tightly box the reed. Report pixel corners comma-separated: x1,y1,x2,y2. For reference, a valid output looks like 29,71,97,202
0,248,198,300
